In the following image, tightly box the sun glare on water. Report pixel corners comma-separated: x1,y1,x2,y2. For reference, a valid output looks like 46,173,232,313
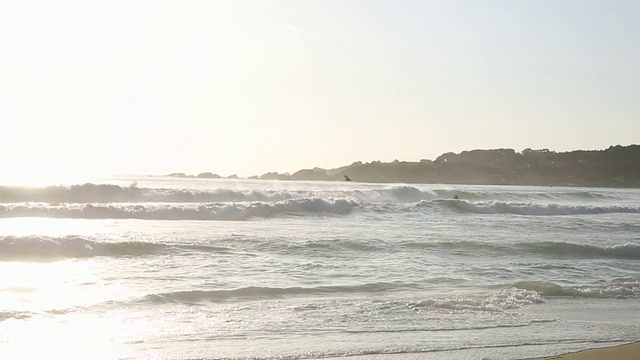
0,259,152,359
0,217,155,359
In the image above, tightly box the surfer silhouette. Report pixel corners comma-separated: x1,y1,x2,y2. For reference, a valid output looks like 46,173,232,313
344,175,351,181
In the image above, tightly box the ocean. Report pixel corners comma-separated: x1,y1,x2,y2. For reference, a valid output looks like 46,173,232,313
1,177,639,360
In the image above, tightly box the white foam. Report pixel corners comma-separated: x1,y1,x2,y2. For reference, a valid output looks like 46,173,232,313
0,198,357,221
436,199,640,216
0,184,297,203
0,183,633,206
411,288,545,312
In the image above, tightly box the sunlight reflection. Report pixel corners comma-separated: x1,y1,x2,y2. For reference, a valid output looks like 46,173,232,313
0,259,155,360
0,311,158,360
0,261,137,313
0,218,115,238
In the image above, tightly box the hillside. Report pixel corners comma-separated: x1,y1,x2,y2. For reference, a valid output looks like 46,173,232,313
255,145,640,187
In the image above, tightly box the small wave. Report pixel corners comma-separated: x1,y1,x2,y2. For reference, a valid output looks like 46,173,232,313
400,240,512,254
0,198,357,221
394,240,640,260
276,239,383,253
343,322,547,334
417,199,640,216
513,280,640,298
522,242,640,260
140,285,545,312
143,282,408,304
0,236,235,261
16,237,632,263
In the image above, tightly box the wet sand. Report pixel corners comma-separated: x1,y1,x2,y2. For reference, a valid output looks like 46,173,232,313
530,341,640,360
319,341,640,360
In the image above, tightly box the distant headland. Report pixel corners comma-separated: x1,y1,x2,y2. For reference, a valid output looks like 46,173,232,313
166,145,640,188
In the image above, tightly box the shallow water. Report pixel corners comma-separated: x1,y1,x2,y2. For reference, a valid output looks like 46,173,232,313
1,178,639,359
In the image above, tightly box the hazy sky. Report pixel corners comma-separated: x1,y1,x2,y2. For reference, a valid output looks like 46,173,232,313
1,0,638,178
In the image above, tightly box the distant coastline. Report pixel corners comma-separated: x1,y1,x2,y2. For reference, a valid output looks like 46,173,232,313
166,145,640,188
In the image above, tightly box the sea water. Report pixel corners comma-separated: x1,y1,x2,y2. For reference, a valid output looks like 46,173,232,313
0,177,639,359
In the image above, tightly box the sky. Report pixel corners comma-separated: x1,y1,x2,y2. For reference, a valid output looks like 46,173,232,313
1,0,639,179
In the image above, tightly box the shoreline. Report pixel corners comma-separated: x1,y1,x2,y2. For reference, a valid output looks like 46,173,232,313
528,341,640,360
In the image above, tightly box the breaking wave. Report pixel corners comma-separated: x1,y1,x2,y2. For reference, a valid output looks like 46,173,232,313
353,185,436,203
0,183,630,205
408,287,545,312
0,198,357,221
0,184,440,204
1,197,634,220
512,280,640,298
0,184,296,203
418,199,640,216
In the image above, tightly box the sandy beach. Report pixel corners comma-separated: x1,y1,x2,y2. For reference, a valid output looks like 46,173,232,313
531,341,640,360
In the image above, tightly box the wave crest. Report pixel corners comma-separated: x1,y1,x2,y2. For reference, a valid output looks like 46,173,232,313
143,282,406,303
410,288,545,312
401,240,640,260
416,199,640,216
513,280,640,298
2,183,630,205
523,242,640,260
0,236,235,260
0,184,297,203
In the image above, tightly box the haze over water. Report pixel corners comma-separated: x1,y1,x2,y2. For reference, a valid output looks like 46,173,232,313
3,1,639,358
1,177,639,359
2,1,639,178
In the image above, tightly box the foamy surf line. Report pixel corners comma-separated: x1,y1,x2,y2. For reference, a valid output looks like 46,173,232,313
0,184,299,203
1,199,637,220
417,199,640,215
312,340,635,360
0,198,357,220
512,280,640,299
0,184,451,204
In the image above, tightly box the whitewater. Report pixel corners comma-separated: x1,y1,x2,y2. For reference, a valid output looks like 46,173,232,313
1,177,639,360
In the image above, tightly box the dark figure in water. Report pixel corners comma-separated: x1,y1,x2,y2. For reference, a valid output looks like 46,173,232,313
453,195,459,200
344,175,351,181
